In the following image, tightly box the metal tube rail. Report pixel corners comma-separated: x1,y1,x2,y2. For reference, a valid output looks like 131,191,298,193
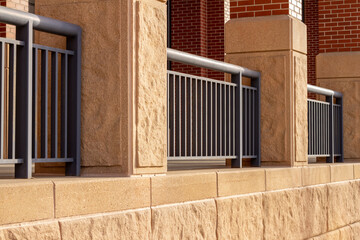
307,84,343,98
0,6,81,36
167,48,260,79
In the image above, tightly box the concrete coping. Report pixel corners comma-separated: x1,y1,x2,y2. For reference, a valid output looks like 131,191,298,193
1,163,360,226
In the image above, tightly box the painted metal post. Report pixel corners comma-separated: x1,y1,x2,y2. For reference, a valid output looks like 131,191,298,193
232,73,242,168
15,21,33,178
65,33,81,176
252,75,261,167
326,95,334,163
337,97,344,162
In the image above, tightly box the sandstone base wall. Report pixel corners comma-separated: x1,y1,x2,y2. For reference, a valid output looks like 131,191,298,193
1,164,360,239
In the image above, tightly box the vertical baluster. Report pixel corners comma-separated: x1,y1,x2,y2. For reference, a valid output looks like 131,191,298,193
31,47,38,160
51,52,58,159
8,44,16,159
41,50,48,160
0,42,4,160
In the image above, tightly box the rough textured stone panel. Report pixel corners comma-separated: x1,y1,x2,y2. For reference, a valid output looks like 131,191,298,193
151,200,216,240
216,193,263,240
0,221,61,240
0,180,54,225
318,78,360,161
60,209,151,240
54,178,150,218
310,230,340,240
135,0,167,168
226,52,291,165
301,185,328,239
327,181,356,230
351,222,360,239
37,1,128,169
294,53,308,163
263,188,304,239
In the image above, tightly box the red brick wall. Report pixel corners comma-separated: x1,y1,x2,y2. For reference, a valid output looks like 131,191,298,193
171,0,208,77
318,0,360,53
207,0,225,80
230,0,290,19
304,0,319,88
170,0,225,80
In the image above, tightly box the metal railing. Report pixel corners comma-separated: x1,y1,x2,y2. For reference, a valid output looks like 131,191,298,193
0,7,81,178
307,84,343,163
167,49,261,167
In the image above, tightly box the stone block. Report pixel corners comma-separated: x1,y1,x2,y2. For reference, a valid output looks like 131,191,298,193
263,188,304,239
37,1,129,172
0,220,61,240
317,52,360,79
330,164,354,182
53,177,150,217
0,180,54,225
302,165,330,186
59,209,151,240
216,193,263,240
217,169,265,197
354,164,360,179
293,51,308,164
350,222,360,239
318,78,360,161
300,185,328,238
134,0,167,170
151,199,217,240
327,181,356,230
265,168,302,191
151,173,217,206
310,230,340,240
225,15,306,54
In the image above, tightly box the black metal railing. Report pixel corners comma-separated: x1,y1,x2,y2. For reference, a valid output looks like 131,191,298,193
0,6,81,178
167,48,261,168
307,84,343,163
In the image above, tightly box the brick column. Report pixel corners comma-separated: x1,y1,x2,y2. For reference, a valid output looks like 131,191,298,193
170,0,227,81
35,0,168,176
226,1,308,166
316,0,360,162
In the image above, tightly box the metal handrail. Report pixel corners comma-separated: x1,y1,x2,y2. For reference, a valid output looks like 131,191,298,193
307,84,343,98
167,48,260,79
167,48,261,168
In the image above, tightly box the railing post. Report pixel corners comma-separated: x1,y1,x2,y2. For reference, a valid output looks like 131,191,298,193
326,95,334,163
15,21,33,178
65,34,81,176
232,73,242,168
252,75,261,167
337,97,344,162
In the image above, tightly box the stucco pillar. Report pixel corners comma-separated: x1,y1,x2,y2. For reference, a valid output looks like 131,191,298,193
317,52,360,162
35,0,168,176
225,15,308,166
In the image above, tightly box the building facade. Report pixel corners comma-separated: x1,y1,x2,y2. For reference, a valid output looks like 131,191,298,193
0,0,360,239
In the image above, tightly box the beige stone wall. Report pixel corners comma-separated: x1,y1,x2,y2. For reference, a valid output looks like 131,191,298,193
225,15,308,167
35,0,168,176
317,52,360,161
1,163,360,239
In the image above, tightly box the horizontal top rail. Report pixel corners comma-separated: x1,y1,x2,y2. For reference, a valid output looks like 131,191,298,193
0,6,81,37
307,84,343,98
167,48,261,79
